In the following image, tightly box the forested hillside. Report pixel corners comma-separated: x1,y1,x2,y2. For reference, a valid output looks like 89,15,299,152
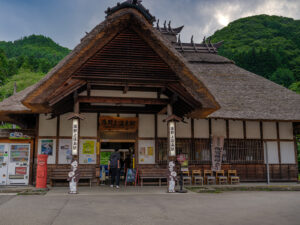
0,35,70,100
211,15,300,93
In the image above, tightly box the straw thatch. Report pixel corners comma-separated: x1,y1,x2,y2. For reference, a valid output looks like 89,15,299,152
0,4,300,122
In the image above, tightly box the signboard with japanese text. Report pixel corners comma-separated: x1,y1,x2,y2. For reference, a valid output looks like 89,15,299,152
211,136,225,171
100,116,138,132
169,121,176,157
72,119,79,155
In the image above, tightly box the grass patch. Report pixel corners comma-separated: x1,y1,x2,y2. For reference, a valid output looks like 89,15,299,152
17,189,47,196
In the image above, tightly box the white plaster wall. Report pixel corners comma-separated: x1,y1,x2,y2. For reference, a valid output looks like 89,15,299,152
211,119,226,137
80,113,97,137
229,120,243,139
194,119,209,138
279,122,293,140
280,142,296,164
59,113,73,137
139,114,155,138
38,139,56,164
263,122,277,139
176,118,191,138
157,114,167,137
39,114,57,136
264,141,279,164
246,121,260,139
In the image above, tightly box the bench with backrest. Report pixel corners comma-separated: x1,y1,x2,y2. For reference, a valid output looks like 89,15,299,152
49,167,94,187
139,168,168,186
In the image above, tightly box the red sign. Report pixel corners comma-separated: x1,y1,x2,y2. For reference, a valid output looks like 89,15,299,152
177,154,186,163
15,167,27,175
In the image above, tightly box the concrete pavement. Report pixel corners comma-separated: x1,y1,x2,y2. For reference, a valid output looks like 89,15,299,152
0,188,299,225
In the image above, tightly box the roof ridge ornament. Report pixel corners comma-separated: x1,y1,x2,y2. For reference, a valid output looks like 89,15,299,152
105,0,156,24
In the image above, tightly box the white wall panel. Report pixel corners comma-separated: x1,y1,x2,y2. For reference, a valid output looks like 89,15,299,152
80,113,97,137
157,115,167,137
264,141,279,164
246,121,260,139
59,113,73,137
279,122,293,140
211,119,226,137
194,119,209,138
39,114,57,136
229,120,243,139
176,118,191,138
280,142,296,164
263,122,277,139
139,114,155,138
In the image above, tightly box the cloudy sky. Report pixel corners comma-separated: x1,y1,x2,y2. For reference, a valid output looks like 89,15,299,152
0,0,299,49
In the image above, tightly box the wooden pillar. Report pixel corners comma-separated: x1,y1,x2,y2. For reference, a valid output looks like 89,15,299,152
55,116,60,165
276,122,282,179
155,114,158,163
166,104,176,193
191,118,195,161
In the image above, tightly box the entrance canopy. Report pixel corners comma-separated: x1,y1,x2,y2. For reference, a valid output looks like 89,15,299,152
20,5,219,119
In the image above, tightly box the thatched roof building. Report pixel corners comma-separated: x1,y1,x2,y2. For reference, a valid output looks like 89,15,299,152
0,0,300,126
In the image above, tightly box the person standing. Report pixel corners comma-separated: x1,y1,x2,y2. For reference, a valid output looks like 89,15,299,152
108,148,120,188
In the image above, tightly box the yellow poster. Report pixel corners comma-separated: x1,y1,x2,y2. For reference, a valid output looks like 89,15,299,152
82,141,95,154
147,147,153,156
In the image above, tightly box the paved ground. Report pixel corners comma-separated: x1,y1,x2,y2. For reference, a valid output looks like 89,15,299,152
0,187,299,225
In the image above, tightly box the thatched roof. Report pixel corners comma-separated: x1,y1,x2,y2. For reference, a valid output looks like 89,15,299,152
1,1,300,122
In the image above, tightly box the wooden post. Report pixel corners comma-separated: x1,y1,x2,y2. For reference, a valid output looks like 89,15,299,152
166,104,177,193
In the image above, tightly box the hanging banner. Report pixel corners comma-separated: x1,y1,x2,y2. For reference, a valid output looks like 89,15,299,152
72,119,79,155
211,136,224,171
169,121,176,157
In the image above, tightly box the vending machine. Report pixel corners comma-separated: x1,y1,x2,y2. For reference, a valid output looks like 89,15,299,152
7,144,30,185
0,144,9,185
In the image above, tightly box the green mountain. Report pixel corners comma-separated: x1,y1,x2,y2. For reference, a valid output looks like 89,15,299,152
210,14,300,92
0,35,70,100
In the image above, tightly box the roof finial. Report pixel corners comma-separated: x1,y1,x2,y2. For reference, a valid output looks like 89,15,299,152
156,19,160,28
203,36,206,44
191,35,194,45
14,82,17,94
164,20,167,30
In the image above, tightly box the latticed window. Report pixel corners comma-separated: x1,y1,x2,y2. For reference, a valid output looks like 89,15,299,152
193,139,211,164
223,139,264,164
157,138,192,164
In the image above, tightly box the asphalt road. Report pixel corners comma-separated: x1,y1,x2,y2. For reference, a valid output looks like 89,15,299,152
0,191,299,225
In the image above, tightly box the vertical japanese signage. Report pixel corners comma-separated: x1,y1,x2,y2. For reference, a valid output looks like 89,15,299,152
169,121,176,157
72,119,79,155
211,136,224,171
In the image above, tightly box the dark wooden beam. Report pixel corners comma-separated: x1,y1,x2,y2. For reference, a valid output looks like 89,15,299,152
80,105,163,114
78,96,169,105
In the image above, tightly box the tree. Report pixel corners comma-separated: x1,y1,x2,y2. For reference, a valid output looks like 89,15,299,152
270,68,295,87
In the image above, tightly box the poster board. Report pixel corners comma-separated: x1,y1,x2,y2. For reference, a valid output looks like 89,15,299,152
79,139,96,164
58,139,72,164
138,140,155,164
100,151,112,165
38,139,56,164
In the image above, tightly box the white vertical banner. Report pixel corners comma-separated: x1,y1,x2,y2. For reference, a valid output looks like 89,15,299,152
169,121,176,157
72,119,79,156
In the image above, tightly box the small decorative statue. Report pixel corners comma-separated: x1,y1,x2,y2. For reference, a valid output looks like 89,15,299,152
67,160,80,194
168,161,177,193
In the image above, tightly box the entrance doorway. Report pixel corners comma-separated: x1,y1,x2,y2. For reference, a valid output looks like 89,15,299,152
99,141,135,185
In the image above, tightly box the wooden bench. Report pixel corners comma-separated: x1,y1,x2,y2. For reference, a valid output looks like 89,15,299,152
49,168,94,187
139,169,168,186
